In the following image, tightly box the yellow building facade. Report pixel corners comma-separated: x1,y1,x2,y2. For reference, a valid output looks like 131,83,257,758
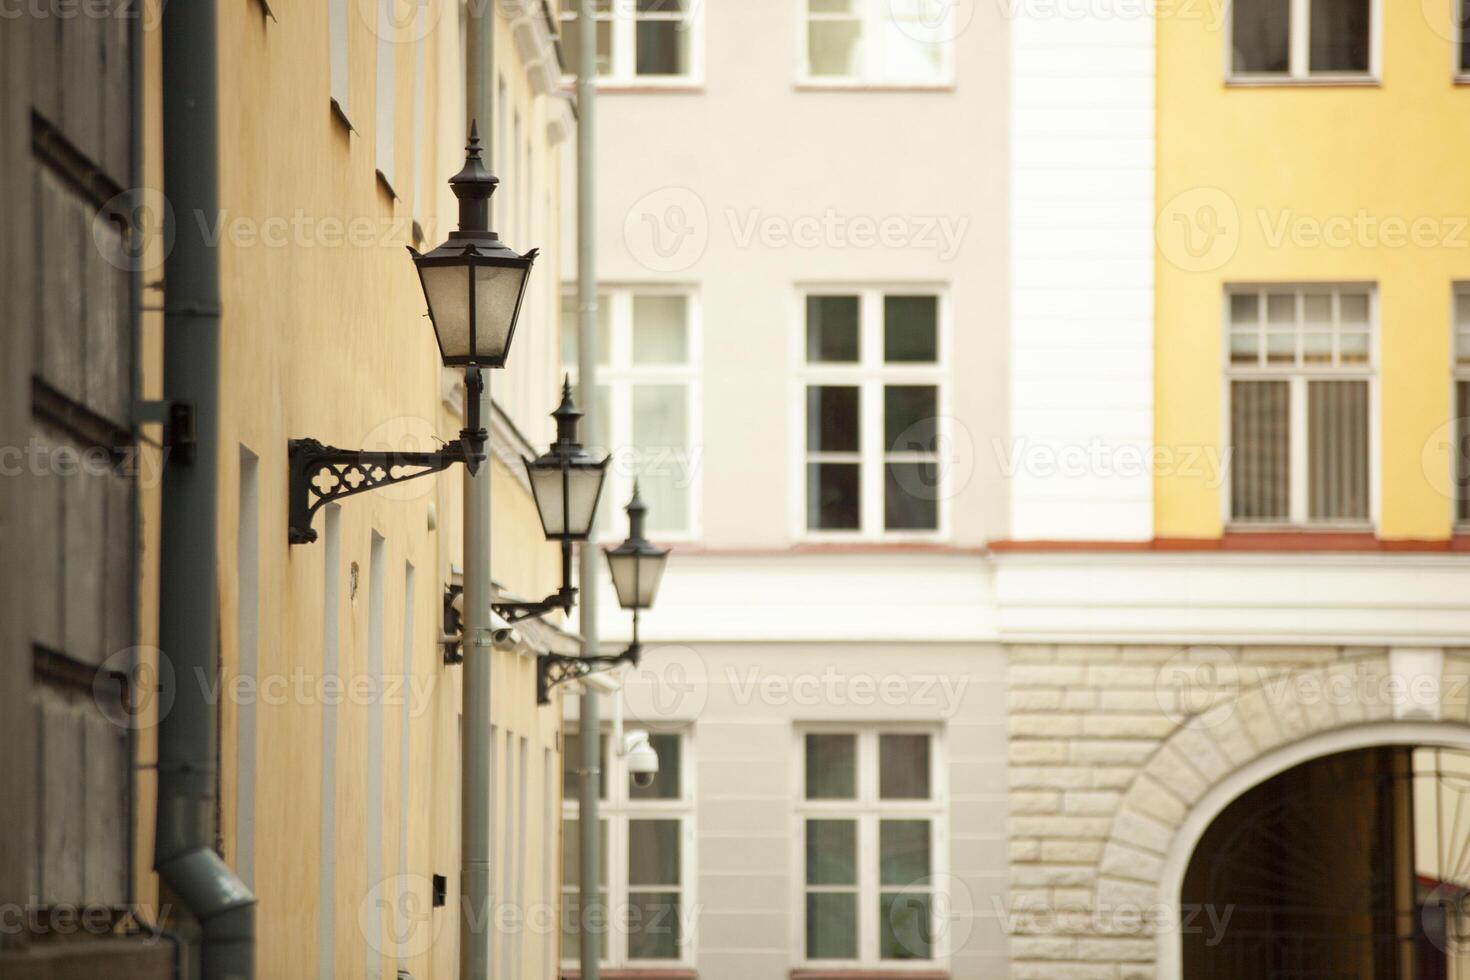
133,2,578,977
1156,0,1470,543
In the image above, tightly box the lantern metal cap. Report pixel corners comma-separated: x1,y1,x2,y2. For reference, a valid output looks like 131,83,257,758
527,378,606,471
605,482,668,559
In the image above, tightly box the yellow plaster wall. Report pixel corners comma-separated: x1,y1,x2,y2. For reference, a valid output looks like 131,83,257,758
136,2,570,977
1155,2,1470,540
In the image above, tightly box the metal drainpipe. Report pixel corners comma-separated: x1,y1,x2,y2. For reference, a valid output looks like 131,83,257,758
575,1,603,976
460,5,496,979
156,1,256,977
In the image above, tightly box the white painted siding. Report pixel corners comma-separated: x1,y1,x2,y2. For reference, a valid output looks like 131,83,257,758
1009,7,1156,541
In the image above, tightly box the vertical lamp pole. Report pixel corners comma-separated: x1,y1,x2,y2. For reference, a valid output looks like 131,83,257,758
576,0,603,976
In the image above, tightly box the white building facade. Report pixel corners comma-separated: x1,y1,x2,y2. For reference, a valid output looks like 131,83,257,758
560,2,1470,980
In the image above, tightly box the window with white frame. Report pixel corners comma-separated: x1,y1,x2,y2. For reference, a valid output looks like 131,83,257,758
1227,286,1375,526
799,730,942,965
562,730,692,967
1460,0,1470,77
1452,290,1470,524
560,288,700,539
1230,0,1374,79
329,0,350,122
560,0,700,83
801,290,945,536
804,0,953,85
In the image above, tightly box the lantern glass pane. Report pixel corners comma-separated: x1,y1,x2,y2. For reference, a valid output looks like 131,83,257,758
421,264,471,359
473,263,529,361
528,465,569,537
608,551,667,609
565,466,607,537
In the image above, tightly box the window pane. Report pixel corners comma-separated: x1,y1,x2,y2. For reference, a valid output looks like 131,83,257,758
629,819,680,887
632,294,689,364
808,463,861,531
630,733,681,800
808,19,862,77
806,819,857,885
559,290,611,367
1230,331,1260,365
561,890,609,961
1458,382,1470,523
885,295,939,362
880,819,932,885
1303,331,1332,364
560,14,613,77
627,892,681,959
1230,292,1260,325
807,295,860,363
632,384,690,535
880,734,932,799
1461,0,1470,73
1307,379,1369,522
884,464,939,531
807,386,860,453
1266,293,1295,326
561,818,610,888
806,892,858,959
1231,380,1291,522
1310,0,1370,73
1304,292,1332,326
1266,331,1296,365
879,890,933,960
1338,331,1370,364
805,733,857,798
1339,291,1370,325
1232,0,1289,73
636,19,689,76
885,386,939,451
563,733,609,800
810,0,856,10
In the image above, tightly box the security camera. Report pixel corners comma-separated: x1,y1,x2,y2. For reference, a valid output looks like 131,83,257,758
624,730,659,789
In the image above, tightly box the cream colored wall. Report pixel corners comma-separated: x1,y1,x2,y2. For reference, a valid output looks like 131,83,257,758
135,1,571,977
1156,2,1470,540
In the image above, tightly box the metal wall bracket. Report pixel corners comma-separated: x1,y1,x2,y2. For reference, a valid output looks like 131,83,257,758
535,644,641,705
132,398,196,463
288,436,482,544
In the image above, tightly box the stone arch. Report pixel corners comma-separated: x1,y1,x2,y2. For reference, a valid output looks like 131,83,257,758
1091,648,1470,979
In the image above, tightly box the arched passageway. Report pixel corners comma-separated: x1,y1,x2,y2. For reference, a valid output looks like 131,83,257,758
1181,746,1470,979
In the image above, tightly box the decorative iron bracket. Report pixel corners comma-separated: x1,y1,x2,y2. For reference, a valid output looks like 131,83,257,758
536,643,642,705
492,540,578,623
288,435,483,544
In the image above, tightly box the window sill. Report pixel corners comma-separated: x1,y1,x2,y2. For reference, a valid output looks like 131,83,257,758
791,970,948,979
561,970,697,980
1225,75,1380,88
560,79,704,94
329,97,355,134
795,81,955,93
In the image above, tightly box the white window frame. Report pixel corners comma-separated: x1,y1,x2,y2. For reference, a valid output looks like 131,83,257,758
558,0,705,86
791,286,951,543
1459,0,1470,81
798,0,956,88
1221,284,1380,530
791,726,948,971
374,0,397,194
1225,0,1382,84
1451,287,1470,528
561,728,697,971
562,286,703,543
329,0,352,125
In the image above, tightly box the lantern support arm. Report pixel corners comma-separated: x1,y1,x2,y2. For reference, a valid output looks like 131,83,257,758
289,367,487,545
492,539,579,623
535,609,642,705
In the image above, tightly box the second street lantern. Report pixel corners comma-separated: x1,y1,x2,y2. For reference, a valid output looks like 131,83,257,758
526,379,609,540
409,123,538,367
604,484,671,610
